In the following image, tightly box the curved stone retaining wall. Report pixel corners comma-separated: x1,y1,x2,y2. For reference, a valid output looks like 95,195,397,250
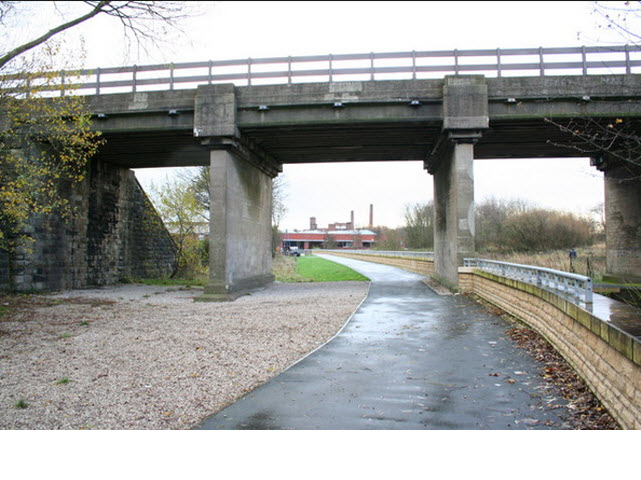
325,251,435,277
323,251,640,429
459,268,641,430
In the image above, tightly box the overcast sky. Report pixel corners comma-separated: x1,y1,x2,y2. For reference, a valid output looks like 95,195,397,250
15,1,628,230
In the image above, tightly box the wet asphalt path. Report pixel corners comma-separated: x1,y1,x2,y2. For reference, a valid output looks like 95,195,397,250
195,254,568,430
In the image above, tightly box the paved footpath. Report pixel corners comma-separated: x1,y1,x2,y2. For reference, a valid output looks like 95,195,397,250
195,254,570,430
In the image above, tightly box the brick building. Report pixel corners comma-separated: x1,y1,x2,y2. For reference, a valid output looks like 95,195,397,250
282,207,376,250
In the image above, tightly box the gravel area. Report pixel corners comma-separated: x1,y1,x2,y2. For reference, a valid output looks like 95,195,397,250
0,281,368,430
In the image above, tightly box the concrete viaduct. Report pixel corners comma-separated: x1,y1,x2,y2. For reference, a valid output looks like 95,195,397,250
75,48,641,299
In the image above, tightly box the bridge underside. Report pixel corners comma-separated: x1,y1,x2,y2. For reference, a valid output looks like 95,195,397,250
96,118,594,169
88,76,641,295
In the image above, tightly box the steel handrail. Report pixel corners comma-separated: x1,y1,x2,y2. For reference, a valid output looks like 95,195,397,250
464,258,593,305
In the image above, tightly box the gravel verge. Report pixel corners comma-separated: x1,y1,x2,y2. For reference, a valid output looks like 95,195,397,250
0,281,368,430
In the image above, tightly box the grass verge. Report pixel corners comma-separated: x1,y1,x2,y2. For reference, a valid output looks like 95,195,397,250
274,255,368,282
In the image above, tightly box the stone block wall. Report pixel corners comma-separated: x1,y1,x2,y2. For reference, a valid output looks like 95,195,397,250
459,269,641,430
326,251,435,277
0,159,176,292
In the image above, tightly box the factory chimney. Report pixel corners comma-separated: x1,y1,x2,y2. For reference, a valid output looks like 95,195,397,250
369,204,374,228
350,210,354,230
310,217,317,230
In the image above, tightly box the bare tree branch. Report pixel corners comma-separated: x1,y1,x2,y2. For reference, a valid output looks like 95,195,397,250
0,1,191,70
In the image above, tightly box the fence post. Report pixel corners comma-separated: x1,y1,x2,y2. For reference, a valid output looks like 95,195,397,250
247,57,252,86
496,48,502,77
454,49,459,75
581,46,587,75
329,54,333,83
96,67,101,95
60,70,65,97
170,63,175,90
132,65,137,93
288,56,292,84
208,60,213,84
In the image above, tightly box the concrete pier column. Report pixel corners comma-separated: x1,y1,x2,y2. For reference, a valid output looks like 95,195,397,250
201,148,274,301
432,140,476,289
193,83,281,301
602,162,641,283
426,75,488,290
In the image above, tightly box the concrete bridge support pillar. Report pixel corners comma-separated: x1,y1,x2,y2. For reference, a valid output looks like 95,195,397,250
194,83,281,301
202,148,275,301
432,140,476,289
599,159,641,283
426,76,488,290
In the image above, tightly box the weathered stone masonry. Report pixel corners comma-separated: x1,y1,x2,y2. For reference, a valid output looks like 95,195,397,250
0,159,177,292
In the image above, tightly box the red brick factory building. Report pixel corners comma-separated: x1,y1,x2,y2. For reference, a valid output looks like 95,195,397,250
282,206,377,250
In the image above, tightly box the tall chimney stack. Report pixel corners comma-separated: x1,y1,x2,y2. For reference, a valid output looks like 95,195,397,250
369,204,374,228
350,210,354,229
310,217,317,230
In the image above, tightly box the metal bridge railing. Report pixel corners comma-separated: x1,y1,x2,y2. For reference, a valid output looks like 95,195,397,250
325,249,434,260
464,258,593,305
4,44,641,96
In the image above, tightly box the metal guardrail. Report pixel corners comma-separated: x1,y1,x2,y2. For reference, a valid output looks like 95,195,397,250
4,45,641,96
464,258,593,305
326,249,434,260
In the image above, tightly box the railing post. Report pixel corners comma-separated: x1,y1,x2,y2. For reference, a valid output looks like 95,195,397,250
412,50,416,80
288,56,292,84
585,278,593,304
370,52,375,81
539,47,544,76
96,67,101,95
208,60,213,84
329,54,333,83
496,48,502,77
625,44,631,74
132,65,137,93
247,57,252,86
581,45,587,75
454,49,459,75
60,70,65,97
170,63,175,90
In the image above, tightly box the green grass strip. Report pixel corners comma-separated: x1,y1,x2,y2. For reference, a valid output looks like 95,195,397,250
295,256,369,282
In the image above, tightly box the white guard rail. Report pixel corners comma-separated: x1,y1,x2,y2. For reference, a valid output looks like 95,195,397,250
325,249,434,260
464,258,593,305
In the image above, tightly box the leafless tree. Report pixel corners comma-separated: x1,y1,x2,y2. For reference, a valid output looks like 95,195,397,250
545,2,641,180
0,1,193,70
